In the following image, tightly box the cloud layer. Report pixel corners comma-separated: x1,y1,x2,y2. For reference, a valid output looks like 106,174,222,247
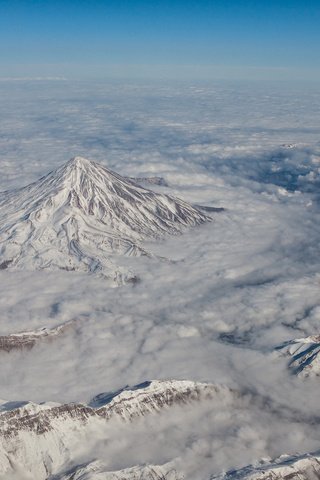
0,79,320,478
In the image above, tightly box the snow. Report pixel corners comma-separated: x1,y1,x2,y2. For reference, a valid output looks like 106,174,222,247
0,380,222,479
0,157,209,284
212,451,320,479
276,335,320,377
55,461,183,480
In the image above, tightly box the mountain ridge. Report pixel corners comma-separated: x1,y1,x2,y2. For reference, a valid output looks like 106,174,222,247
0,379,224,479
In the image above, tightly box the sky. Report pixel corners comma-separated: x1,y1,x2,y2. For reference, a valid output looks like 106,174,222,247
0,0,319,80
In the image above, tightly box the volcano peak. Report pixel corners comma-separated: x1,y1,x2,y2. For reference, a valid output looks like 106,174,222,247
67,155,92,168
0,157,211,282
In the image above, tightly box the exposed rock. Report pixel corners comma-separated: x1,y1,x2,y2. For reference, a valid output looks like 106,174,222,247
0,320,76,352
0,380,224,479
0,380,223,438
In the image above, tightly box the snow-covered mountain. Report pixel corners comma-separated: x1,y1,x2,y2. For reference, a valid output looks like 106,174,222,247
53,460,183,480
0,157,210,283
52,451,320,480
212,451,320,480
56,452,320,480
276,335,320,377
0,320,76,352
0,380,222,479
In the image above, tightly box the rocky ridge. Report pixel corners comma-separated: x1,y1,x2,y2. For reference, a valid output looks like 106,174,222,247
0,380,222,479
0,320,76,352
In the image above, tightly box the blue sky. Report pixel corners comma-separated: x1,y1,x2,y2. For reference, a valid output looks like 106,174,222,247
0,0,319,80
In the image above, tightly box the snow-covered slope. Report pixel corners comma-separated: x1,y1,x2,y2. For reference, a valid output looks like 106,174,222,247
0,157,209,283
54,460,183,480
212,451,320,480
0,380,221,480
276,335,320,377
53,451,320,480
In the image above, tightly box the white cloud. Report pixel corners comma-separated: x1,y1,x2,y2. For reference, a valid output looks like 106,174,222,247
0,79,320,478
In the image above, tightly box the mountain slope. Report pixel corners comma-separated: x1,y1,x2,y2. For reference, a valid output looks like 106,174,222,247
53,452,320,480
54,461,184,480
212,451,320,480
276,335,320,377
0,320,76,352
0,380,222,480
0,157,210,282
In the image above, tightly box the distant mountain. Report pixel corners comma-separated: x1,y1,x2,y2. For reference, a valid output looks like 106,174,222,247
57,451,320,480
54,460,183,480
212,451,320,480
126,175,169,187
0,157,210,283
0,320,76,352
1,379,319,479
276,335,320,377
0,380,224,480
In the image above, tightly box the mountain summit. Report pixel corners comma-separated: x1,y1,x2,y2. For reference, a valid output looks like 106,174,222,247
0,157,210,282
